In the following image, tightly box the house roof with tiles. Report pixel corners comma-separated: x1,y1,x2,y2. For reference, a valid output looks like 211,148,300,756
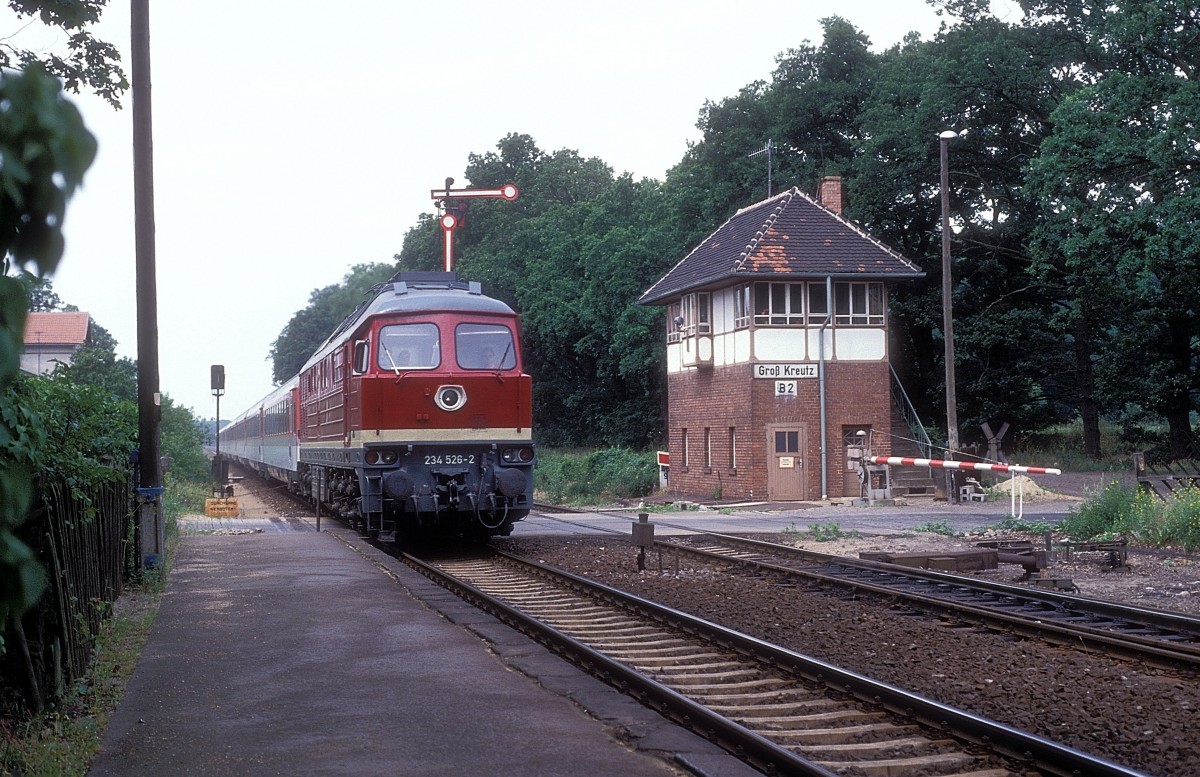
639,180,924,305
23,311,90,346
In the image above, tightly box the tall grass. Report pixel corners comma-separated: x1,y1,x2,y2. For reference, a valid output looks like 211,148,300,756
1010,422,1129,471
535,448,659,504
1061,482,1200,551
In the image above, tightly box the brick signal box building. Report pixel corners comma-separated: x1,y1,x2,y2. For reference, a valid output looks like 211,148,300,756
638,179,924,501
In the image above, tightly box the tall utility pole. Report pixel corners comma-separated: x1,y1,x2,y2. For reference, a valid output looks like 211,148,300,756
939,130,960,503
132,0,164,567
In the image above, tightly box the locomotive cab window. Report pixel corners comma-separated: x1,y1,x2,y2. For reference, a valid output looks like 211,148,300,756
378,323,440,371
353,340,369,374
456,323,516,370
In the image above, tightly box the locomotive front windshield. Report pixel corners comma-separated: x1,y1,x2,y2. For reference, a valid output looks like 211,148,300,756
456,323,516,370
378,323,440,371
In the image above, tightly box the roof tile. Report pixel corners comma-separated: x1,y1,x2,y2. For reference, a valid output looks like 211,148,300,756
639,187,923,304
23,311,90,346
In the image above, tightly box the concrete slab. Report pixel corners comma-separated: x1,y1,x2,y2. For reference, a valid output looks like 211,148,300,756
89,525,752,776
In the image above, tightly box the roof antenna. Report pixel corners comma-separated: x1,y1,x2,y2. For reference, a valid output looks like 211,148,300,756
748,139,774,198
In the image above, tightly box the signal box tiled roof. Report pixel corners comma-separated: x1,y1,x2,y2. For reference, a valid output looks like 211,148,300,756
23,311,90,346
639,186,923,305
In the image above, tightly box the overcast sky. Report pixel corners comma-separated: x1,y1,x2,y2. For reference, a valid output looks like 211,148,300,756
14,1,1010,419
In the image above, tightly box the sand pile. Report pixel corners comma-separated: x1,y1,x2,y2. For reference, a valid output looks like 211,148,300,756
990,474,1078,501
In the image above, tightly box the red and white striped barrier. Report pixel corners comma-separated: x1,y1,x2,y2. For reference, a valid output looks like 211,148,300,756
869,456,1061,475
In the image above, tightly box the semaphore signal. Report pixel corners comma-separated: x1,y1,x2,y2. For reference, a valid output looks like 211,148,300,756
430,179,519,271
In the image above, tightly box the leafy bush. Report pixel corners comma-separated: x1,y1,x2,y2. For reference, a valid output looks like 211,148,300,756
805,522,859,541
1151,486,1200,552
1059,482,1200,551
535,448,659,504
20,376,137,503
990,516,1055,535
1058,481,1147,541
913,520,957,536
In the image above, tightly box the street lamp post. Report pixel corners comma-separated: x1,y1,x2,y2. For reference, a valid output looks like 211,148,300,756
939,130,960,502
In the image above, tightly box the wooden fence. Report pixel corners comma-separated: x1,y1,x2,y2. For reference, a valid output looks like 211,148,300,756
2,474,134,713
1132,452,1200,500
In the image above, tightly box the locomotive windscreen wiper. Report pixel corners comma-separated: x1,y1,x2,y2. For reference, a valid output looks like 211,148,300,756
492,341,513,382
381,345,402,376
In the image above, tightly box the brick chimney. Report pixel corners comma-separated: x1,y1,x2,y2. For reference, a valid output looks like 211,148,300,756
818,176,846,215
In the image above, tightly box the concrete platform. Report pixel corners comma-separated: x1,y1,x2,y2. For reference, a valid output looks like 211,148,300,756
89,520,758,776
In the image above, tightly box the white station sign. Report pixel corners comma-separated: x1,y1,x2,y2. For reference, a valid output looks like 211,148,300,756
754,363,819,379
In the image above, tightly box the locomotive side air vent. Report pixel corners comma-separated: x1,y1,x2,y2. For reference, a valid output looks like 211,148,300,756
435,385,467,411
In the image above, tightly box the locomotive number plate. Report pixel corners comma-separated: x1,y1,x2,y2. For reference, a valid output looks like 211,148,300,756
425,453,477,466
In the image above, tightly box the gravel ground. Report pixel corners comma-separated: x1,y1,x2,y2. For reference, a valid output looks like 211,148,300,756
239,467,1199,775
494,532,1200,777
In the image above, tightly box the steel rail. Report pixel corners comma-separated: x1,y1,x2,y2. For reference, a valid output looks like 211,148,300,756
407,548,1146,777
675,530,1200,633
401,551,835,776
655,531,1200,673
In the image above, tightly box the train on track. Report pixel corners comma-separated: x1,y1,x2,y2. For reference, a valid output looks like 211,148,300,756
219,271,536,541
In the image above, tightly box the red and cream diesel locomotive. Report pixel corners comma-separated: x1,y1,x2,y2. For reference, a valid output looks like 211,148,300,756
220,271,536,540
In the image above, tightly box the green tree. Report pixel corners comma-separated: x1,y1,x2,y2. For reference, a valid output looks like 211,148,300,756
852,17,1083,448
50,317,137,402
0,65,96,639
1,0,128,107
159,397,210,483
1024,0,1200,459
268,263,397,383
17,273,63,311
446,136,683,446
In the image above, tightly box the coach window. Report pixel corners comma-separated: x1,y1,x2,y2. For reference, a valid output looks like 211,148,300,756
456,323,516,370
378,323,440,371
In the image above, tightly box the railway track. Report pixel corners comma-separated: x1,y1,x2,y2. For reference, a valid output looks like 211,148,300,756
405,548,1144,777
651,532,1200,676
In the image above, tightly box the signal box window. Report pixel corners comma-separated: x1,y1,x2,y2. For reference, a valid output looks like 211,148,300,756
733,285,751,329
679,292,711,337
456,323,516,370
753,282,805,326
834,282,885,326
378,323,440,371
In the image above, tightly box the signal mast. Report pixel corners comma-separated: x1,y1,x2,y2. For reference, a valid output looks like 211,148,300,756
430,178,519,271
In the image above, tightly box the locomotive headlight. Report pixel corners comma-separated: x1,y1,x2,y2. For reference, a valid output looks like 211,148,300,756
365,449,398,465
434,385,466,411
501,447,534,464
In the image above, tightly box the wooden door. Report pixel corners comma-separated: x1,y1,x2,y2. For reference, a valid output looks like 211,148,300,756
766,424,806,500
